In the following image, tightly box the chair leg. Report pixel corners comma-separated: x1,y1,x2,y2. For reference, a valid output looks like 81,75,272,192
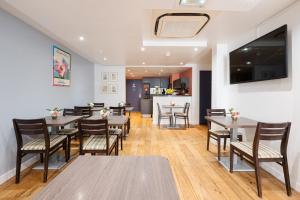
174,117,176,126
115,140,118,156
120,135,123,150
282,157,292,196
254,160,262,198
187,116,190,128
64,140,68,162
217,138,221,161
184,118,186,128
67,136,71,161
43,151,49,182
223,138,227,150
15,151,22,184
158,116,160,128
40,153,44,163
229,146,234,173
207,132,210,151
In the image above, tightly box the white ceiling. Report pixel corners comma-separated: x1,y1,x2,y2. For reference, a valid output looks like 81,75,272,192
126,66,191,79
0,0,297,66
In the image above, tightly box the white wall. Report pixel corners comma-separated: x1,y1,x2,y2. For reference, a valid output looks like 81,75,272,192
0,8,94,183
94,65,126,107
211,1,300,191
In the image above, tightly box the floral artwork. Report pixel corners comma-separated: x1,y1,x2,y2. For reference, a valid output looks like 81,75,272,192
53,46,71,86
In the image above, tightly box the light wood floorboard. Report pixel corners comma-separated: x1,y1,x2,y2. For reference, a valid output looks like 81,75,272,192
0,112,299,200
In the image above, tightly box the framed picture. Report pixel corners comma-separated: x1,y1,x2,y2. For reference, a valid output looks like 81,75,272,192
53,46,71,86
101,84,108,94
109,84,118,94
110,72,118,81
101,72,109,82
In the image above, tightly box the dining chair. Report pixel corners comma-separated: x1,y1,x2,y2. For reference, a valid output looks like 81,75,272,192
13,118,67,183
174,102,190,128
74,106,92,118
110,106,125,116
94,103,104,107
206,109,231,160
157,103,172,128
58,108,79,160
78,119,118,156
230,122,292,197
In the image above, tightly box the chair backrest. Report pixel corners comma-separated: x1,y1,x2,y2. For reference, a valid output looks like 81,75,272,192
94,103,104,108
206,109,226,130
110,106,125,116
78,119,109,151
157,103,162,115
13,118,49,150
183,102,190,114
74,106,92,117
63,108,75,116
253,122,291,157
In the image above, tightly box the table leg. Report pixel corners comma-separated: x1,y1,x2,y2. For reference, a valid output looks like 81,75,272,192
217,128,254,172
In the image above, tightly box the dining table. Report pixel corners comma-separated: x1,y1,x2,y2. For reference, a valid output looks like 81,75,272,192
205,116,258,171
162,104,185,129
33,156,179,200
34,115,83,170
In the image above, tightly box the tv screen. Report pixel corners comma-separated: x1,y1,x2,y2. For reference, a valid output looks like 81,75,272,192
230,25,287,84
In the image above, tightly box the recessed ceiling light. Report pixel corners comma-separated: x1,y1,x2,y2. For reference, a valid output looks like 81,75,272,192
160,69,164,72
141,47,146,52
194,47,199,52
165,51,171,57
103,57,107,61
179,0,207,6
142,62,146,65
127,69,131,72
180,62,184,65
79,36,85,41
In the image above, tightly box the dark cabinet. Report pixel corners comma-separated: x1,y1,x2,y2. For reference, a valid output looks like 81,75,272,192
143,77,169,88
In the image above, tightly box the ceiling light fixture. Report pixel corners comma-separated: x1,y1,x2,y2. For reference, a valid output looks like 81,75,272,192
127,69,131,72
165,51,171,57
180,62,184,65
79,36,85,41
141,47,146,52
160,69,164,72
194,47,199,52
142,62,146,65
179,0,207,7
103,57,107,61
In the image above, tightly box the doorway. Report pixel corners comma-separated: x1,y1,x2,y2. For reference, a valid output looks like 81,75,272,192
126,80,142,111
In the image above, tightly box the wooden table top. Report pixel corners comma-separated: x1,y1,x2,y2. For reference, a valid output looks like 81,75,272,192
91,106,134,112
34,156,179,200
88,115,128,126
45,116,83,127
205,116,257,129
163,105,184,108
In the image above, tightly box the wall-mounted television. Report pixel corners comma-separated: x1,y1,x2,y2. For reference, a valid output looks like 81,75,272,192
230,25,287,84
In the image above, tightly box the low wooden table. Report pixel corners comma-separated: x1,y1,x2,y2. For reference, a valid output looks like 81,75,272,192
34,156,179,200
205,116,257,171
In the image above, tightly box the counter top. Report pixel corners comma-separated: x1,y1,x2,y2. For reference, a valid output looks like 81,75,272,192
153,95,191,97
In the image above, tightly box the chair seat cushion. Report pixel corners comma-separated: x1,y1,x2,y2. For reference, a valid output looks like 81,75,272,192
108,128,122,136
231,142,283,159
83,135,117,150
174,112,187,117
160,113,172,117
21,135,67,151
209,129,230,136
58,128,79,136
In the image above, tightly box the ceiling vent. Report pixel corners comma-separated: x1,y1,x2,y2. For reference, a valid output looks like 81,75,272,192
154,13,210,38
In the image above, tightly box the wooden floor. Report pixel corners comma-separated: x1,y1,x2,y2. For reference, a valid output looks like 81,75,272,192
0,112,299,200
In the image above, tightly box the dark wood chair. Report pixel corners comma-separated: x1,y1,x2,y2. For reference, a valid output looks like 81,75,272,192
74,106,92,118
206,109,231,161
174,102,190,128
58,109,79,160
78,119,118,156
110,106,125,116
157,103,172,128
13,118,67,183
94,103,104,107
230,122,292,197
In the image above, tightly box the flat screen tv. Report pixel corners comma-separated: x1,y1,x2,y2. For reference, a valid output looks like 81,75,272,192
230,25,287,84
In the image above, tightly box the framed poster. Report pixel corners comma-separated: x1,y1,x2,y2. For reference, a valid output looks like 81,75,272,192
110,72,118,81
109,84,118,94
101,84,108,94
53,46,71,86
101,72,109,82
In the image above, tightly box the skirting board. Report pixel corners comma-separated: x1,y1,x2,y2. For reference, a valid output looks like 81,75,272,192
0,156,38,185
261,163,300,192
